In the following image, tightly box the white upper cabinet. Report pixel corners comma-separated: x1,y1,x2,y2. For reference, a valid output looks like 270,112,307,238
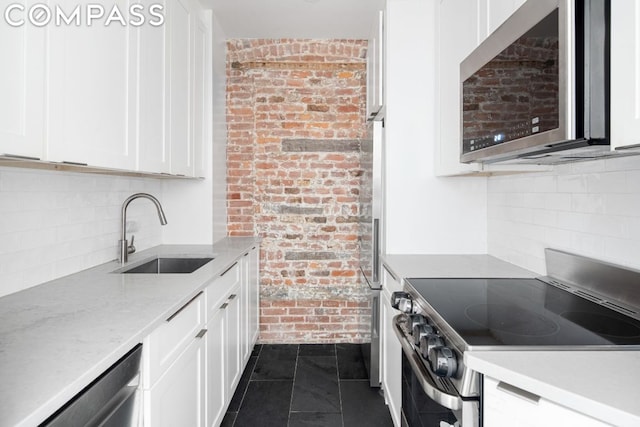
47,0,137,169
611,0,640,152
367,9,385,120
0,0,210,177
167,0,193,176
435,0,482,176
0,0,46,159
192,10,209,179
480,0,527,38
138,0,170,174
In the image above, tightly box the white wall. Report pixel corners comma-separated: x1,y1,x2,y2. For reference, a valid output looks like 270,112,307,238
384,0,487,254
488,155,640,274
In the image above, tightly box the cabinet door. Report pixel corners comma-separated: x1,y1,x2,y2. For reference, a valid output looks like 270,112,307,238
381,267,402,427
248,246,260,345
146,337,205,427
611,0,640,152
483,376,609,426
167,0,194,176
225,284,242,394
366,10,385,119
206,307,226,427
47,0,137,169
481,0,527,38
192,11,209,178
0,0,45,159
240,254,251,365
137,0,169,174
435,0,482,176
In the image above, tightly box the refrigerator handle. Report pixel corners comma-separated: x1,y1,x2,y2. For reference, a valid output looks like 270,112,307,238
373,218,380,283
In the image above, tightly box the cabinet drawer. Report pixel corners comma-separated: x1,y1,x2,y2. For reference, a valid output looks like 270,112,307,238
144,292,205,387
382,265,402,294
207,262,240,317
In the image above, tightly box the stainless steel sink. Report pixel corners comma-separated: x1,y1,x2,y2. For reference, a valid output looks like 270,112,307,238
119,257,214,274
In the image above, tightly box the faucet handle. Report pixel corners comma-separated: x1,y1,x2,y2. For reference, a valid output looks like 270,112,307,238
128,235,136,255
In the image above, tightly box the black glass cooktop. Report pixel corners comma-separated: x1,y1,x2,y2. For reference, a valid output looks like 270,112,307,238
405,278,640,348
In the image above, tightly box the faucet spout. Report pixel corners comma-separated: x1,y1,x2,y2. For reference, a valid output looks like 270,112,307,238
119,193,168,263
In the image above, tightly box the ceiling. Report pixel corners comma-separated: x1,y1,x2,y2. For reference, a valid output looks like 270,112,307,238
203,0,384,39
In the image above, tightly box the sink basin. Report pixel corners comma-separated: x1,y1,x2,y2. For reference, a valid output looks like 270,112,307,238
120,257,214,274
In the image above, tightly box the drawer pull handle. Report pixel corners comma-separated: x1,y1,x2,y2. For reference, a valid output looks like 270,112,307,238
220,302,229,309
496,381,540,404
220,262,238,277
196,329,208,339
166,291,203,322
228,294,237,300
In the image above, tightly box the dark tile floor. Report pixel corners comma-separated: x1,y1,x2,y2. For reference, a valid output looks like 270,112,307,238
221,344,394,427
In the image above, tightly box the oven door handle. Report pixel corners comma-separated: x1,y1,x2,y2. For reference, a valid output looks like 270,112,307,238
393,315,463,411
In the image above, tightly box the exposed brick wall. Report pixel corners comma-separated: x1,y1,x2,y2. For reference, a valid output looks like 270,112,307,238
226,40,370,343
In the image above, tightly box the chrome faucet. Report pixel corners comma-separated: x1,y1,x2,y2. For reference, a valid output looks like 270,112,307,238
119,193,168,263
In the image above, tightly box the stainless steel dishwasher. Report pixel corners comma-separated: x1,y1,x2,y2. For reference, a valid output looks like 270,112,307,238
41,344,142,427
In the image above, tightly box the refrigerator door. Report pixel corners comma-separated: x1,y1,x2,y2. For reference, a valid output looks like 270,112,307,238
359,119,384,291
359,118,384,388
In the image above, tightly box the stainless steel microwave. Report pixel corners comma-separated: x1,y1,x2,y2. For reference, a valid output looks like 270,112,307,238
460,0,609,164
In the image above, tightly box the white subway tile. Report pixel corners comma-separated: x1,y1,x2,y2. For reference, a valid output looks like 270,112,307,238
603,237,640,270
532,209,557,227
544,193,572,211
571,193,605,214
605,194,640,217
570,232,605,257
0,169,164,296
531,175,557,193
557,174,588,193
586,171,628,194
604,154,640,172
570,159,606,174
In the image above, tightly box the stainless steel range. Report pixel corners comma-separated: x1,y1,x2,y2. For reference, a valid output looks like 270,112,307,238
391,249,640,427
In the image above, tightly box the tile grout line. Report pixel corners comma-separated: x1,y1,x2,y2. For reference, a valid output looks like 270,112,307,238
229,345,262,427
335,344,346,427
286,344,300,427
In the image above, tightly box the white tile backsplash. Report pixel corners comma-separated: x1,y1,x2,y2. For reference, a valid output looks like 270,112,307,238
488,155,640,274
0,167,164,297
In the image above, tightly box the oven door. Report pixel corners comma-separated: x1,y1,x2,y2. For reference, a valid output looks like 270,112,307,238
394,316,480,427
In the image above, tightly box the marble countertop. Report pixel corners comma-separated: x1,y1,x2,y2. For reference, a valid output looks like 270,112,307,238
0,237,258,427
382,253,537,280
466,351,640,426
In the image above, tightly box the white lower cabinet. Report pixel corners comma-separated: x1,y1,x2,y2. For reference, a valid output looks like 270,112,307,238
248,246,260,347
144,247,260,427
143,292,206,427
147,337,206,427
381,266,402,427
239,245,260,365
483,376,610,426
225,283,243,394
206,294,227,427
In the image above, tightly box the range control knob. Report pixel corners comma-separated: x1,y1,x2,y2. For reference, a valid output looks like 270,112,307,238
419,335,444,360
428,346,458,378
413,323,435,347
391,291,413,312
407,314,427,331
